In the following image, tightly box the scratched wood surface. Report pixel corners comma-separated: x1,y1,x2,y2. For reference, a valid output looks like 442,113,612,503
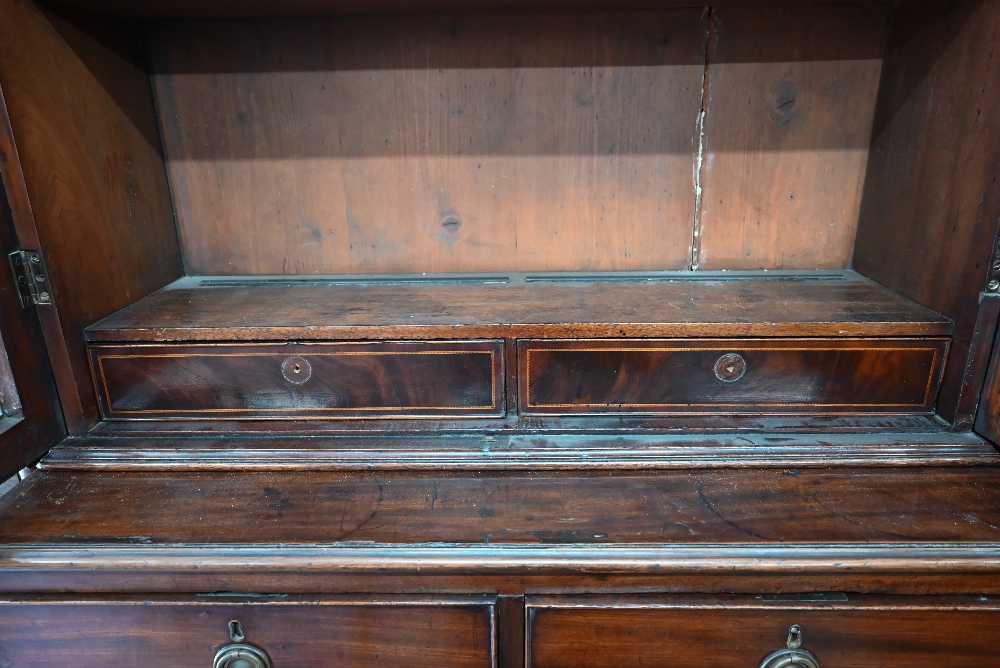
85,272,953,341
3,468,1000,545
695,4,887,270
148,10,705,275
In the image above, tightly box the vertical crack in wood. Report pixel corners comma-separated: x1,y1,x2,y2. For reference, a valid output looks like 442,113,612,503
691,7,717,271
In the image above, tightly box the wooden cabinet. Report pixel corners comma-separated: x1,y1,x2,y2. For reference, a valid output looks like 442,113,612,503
0,0,999,663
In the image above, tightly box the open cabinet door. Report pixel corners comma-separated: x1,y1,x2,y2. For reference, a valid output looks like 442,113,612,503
0,132,66,480
975,317,1000,445
0,180,66,479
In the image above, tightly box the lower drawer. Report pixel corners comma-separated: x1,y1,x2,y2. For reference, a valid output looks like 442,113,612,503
89,340,505,420
0,595,496,667
527,594,1000,667
519,338,948,414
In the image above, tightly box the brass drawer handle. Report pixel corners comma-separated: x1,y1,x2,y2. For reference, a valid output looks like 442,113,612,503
213,643,272,668
759,624,820,668
713,352,747,382
214,620,273,668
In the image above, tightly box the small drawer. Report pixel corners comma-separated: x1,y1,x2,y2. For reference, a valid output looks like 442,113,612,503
0,595,496,667
519,338,948,415
89,340,504,419
527,594,1000,667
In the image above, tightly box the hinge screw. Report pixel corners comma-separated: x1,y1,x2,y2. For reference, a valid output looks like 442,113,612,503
992,260,1000,270
988,280,999,291
29,254,40,264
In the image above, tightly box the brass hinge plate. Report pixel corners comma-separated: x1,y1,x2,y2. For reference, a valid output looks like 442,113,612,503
8,250,52,307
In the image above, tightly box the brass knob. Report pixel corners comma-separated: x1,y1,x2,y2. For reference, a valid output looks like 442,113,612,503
759,624,819,668
213,643,272,668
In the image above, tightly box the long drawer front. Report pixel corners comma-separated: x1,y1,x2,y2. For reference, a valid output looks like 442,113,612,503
519,338,948,415
89,340,505,419
527,595,1000,667
0,596,496,667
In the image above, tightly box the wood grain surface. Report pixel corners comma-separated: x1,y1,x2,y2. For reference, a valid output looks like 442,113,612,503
148,10,704,275
519,338,947,415
41,430,999,471
85,272,953,341
527,594,1000,667
3,467,1000,546
854,0,1000,423
0,596,496,667
694,4,887,270
0,0,183,429
89,340,504,420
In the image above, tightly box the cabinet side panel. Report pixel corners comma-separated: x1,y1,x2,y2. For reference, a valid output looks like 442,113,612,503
0,0,184,430
853,0,1000,423
149,11,705,274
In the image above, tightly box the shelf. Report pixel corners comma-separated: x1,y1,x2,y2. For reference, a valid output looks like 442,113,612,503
86,270,953,342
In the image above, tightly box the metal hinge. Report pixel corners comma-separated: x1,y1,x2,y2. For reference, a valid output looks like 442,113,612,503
7,250,52,307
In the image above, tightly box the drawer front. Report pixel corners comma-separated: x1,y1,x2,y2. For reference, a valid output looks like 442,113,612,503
90,340,504,419
0,597,495,667
519,338,948,414
527,595,1000,667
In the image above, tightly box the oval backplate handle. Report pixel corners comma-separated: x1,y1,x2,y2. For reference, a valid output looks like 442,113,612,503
213,643,273,668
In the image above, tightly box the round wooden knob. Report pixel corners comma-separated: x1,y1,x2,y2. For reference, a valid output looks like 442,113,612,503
281,356,312,384
213,643,272,668
713,352,746,382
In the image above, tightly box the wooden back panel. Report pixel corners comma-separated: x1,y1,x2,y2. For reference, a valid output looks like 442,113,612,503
149,5,887,275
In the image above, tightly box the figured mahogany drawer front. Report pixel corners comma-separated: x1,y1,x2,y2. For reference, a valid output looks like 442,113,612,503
527,596,1000,667
519,338,948,415
89,340,504,419
0,597,496,667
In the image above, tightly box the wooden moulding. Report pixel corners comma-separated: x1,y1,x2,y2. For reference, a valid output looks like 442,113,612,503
41,431,1000,470
86,271,953,342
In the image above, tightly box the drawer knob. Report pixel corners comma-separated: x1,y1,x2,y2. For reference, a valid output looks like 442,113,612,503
759,624,819,668
713,352,746,382
281,356,312,384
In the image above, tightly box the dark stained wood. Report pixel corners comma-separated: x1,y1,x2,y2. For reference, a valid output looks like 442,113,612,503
0,0,184,430
497,596,525,668
3,468,1000,547
85,271,953,342
45,0,897,18
0,84,87,433
975,321,1000,444
89,340,505,420
0,150,66,479
519,338,948,415
0,596,496,667
147,10,703,275
695,4,887,270
42,430,999,470
949,294,1000,430
853,0,1000,424
527,594,1000,667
